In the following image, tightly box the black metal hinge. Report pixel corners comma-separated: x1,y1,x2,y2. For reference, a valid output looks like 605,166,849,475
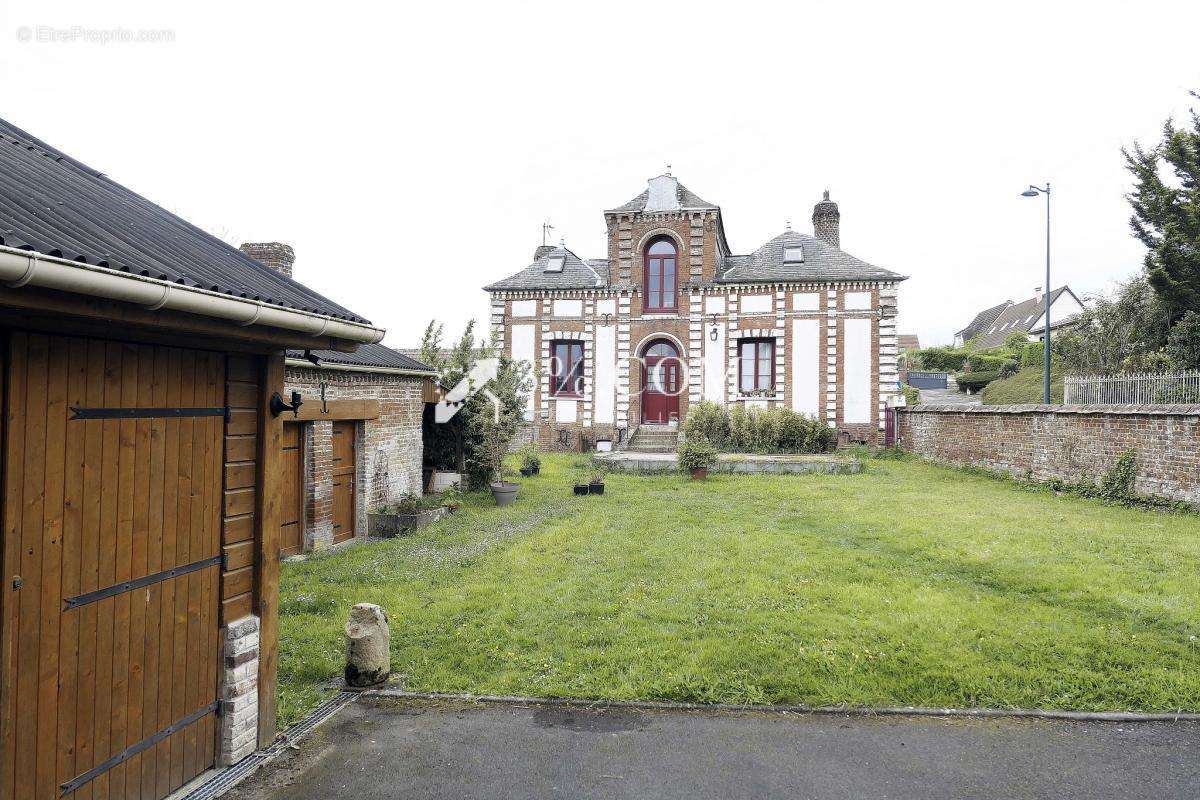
69,406,230,421
61,700,219,795
63,554,222,610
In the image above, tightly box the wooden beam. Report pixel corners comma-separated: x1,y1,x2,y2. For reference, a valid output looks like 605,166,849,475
253,355,283,748
287,398,379,422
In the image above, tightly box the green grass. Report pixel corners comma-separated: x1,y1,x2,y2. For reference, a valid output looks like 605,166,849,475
981,365,1065,404
277,454,1200,727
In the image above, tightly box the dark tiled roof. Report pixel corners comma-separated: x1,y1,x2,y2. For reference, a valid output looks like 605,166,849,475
0,117,370,324
606,178,718,213
483,245,607,291
971,287,1074,349
956,300,1011,343
718,231,904,284
286,342,434,372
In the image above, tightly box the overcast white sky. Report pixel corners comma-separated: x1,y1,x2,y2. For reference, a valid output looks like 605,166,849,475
2,1,1198,348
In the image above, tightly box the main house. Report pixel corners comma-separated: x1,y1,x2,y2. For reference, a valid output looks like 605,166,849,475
485,174,905,448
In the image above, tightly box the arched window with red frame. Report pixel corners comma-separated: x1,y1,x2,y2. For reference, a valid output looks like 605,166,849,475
643,237,678,312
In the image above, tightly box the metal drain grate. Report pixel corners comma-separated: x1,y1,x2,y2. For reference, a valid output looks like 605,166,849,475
181,691,357,800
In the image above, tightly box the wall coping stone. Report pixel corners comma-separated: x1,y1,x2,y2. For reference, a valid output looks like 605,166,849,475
901,403,1200,417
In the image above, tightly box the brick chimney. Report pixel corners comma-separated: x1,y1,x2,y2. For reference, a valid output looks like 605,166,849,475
240,242,296,277
812,191,841,249
533,244,555,260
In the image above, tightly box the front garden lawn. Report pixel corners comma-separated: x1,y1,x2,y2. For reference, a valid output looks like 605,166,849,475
277,453,1199,727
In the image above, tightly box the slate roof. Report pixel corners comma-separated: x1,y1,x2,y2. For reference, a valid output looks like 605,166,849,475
956,300,1012,343
285,342,434,372
0,116,369,324
606,178,718,213
971,287,1078,349
717,231,904,284
483,245,607,291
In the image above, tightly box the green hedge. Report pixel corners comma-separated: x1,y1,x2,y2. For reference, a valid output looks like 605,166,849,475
965,353,1017,374
682,401,836,453
912,346,969,372
955,370,1002,392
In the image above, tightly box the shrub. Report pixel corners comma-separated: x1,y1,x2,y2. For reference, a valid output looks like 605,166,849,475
965,353,1015,374
682,401,729,446
518,445,541,472
955,370,1002,392
678,437,718,473
1021,342,1045,368
901,384,920,406
1099,451,1138,504
912,346,970,372
1152,383,1200,403
681,403,835,453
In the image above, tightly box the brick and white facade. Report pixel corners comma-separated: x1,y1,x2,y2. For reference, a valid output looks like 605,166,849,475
485,176,904,448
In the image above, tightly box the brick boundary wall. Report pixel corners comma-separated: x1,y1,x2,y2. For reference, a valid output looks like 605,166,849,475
897,404,1200,506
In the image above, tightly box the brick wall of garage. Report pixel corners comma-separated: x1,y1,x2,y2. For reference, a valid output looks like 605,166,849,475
284,366,425,548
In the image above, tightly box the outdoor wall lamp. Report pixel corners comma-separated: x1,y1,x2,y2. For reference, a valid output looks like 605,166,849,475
270,390,304,418
601,312,613,326
708,313,719,341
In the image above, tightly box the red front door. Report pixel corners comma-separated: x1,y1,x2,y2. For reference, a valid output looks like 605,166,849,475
642,340,681,423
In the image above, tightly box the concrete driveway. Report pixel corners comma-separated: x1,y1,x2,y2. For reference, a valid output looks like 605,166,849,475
233,697,1200,800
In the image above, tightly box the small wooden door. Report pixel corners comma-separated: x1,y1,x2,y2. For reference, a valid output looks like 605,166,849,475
641,340,681,424
330,421,356,544
0,332,223,800
279,422,304,558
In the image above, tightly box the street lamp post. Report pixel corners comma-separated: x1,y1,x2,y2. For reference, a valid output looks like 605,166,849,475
1021,183,1052,404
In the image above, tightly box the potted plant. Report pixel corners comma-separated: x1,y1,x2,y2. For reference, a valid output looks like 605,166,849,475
571,465,590,496
518,446,541,477
678,437,718,480
587,466,607,495
491,468,520,506
367,494,451,537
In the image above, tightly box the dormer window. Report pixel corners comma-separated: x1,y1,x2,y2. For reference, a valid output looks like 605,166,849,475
545,255,565,273
783,245,804,263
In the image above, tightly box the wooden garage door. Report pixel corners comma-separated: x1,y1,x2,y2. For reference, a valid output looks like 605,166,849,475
330,421,355,544
279,422,303,558
0,333,224,800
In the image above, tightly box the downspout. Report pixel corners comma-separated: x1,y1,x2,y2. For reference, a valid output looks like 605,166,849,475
0,246,385,344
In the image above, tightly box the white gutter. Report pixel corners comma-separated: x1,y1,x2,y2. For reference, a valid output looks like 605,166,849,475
284,357,435,378
0,245,385,344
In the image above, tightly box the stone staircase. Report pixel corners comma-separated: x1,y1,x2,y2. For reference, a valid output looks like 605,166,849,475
624,424,679,454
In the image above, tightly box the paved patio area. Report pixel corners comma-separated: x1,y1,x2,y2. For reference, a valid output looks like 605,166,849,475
232,697,1200,800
